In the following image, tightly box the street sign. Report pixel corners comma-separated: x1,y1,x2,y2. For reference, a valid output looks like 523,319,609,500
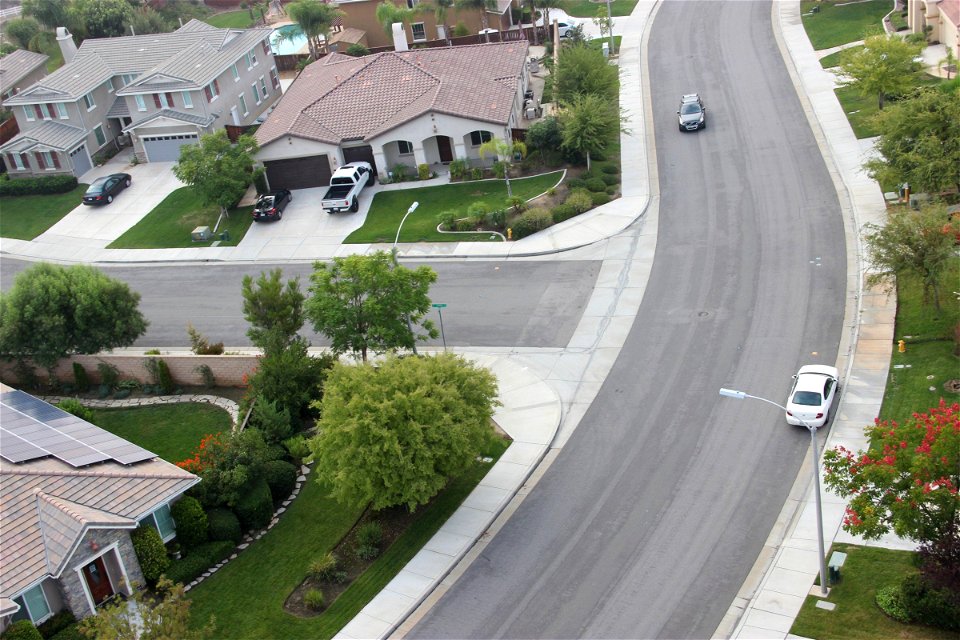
432,303,447,308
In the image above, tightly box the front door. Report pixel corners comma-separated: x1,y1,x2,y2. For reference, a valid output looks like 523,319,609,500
81,556,114,605
437,136,453,163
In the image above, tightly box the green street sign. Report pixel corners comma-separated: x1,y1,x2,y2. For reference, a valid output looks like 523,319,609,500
432,303,447,308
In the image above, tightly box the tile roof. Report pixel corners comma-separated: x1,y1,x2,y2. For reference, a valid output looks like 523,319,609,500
106,96,131,119
0,388,198,600
4,20,272,104
329,28,366,46
942,0,959,25
256,42,528,148
0,120,87,154
123,108,216,131
0,50,49,96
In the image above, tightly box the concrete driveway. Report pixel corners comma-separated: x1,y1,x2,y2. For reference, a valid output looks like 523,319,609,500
31,156,185,253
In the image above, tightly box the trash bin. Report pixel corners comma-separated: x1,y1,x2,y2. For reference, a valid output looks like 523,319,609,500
219,230,230,242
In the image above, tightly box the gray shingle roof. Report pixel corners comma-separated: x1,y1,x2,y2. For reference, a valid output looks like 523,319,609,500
0,120,87,153
4,20,272,104
106,96,130,119
0,50,49,96
123,108,215,132
256,42,528,148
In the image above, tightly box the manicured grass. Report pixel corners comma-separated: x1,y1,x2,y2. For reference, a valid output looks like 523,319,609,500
587,35,622,54
107,187,254,249
834,74,945,139
344,171,563,244
92,403,230,463
819,45,863,69
559,0,639,18
0,185,88,239
205,10,255,29
800,0,891,50
188,437,509,639
791,544,956,640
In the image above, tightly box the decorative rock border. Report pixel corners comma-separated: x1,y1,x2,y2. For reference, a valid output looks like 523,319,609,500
43,393,241,426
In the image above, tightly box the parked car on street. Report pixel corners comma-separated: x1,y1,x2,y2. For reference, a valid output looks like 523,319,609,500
785,365,840,428
677,94,706,132
321,162,373,213
252,190,292,221
82,173,131,205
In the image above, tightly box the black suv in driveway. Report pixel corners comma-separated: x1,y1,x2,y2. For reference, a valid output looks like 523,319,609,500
677,94,706,131
252,190,292,221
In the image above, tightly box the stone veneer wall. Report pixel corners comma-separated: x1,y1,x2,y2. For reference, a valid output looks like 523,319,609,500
58,529,144,620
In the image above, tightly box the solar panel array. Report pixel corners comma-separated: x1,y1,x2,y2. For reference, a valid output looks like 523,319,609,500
0,389,157,467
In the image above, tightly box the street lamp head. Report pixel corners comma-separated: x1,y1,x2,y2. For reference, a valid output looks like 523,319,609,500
407,201,419,214
719,388,747,400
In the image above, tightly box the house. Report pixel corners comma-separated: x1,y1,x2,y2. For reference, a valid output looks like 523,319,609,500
0,20,281,179
334,0,517,49
255,41,531,190
0,385,198,632
907,0,960,58
0,50,49,104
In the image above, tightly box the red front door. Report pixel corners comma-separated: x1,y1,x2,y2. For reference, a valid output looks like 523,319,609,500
81,556,114,605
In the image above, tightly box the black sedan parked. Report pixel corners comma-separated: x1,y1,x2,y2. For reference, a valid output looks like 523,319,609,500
82,173,131,205
252,190,292,221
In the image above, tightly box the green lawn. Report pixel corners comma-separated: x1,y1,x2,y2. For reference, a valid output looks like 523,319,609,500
344,171,563,244
189,437,509,639
834,74,944,139
0,185,87,240
108,187,254,249
791,544,956,640
819,45,863,69
92,403,231,463
800,0,891,50
205,10,255,29
559,0,639,18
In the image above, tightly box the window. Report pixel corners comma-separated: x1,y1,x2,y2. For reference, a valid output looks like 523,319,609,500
244,51,253,69
105,78,114,93
269,67,281,91
135,95,147,112
94,125,106,146
11,584,51,624
231,63,240,81
258,76,268,99
182,91,193,109
56,103,68,119
261,39,270,56
238,93,248,116
23,105,35,121
40,151,56,170
398,140,413,155
470,130,491,146
205,80,220,103
11,153,26,170
138,504,176,541
154,93,173,109
251,84,261,105
83,93,95,111
250,48,258,67
411,22,426,41
407,0,420,7
121,73,137,87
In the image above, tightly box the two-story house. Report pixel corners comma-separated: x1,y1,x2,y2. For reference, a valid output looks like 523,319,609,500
0,50,49,105
0,20,281,179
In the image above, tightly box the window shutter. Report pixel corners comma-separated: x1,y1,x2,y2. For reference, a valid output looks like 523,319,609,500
204,85,213,102
213,79,220,95
35,152,45,169
6,154,14,169
51,153,60,169
166,93,174,108
153,94,162,108
261,40,270,55
20,153,30,169
34,105,43,119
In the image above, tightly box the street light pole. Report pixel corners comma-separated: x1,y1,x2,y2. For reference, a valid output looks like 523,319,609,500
719,387,830,597
392,202,419,356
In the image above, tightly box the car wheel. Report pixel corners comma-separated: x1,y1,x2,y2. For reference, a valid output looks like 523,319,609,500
678,124,684,132
124,179,131,188
107,195,113,203
368,173,376,186
277,209,283,220
351,197,359,212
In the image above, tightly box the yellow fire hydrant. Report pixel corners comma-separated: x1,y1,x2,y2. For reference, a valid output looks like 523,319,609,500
507,228,512,240
898,339,906,353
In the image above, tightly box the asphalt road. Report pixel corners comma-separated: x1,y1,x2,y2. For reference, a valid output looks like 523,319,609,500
411,1,847,638
0,259,600,349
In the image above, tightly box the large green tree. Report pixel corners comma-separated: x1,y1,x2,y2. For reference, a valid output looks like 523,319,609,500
310,352,500,511
824,400,959,546
22,0,70,30
553,43,619,105
287,0,345,60
173,130,259,222
838,32,923,109
71,0,133,39
0,263,147,371
306,251,438,362
559,93,621,171
4,18,41,50
79,578,215,640
862,203,957,311
241,269,306,356
864,87,960,194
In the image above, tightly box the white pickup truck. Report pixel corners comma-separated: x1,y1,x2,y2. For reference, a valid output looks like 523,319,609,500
321,162,373,213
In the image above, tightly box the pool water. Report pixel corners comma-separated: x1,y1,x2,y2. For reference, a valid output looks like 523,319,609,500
271,25,308,55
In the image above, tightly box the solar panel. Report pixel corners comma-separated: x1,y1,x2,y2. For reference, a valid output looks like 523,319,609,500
0,389,157,467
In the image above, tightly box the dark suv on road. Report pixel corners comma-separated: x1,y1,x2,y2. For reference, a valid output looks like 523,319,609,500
677,94,706,132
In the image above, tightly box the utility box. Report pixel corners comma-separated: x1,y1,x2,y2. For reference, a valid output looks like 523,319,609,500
191,226,212,242
602,42,609,59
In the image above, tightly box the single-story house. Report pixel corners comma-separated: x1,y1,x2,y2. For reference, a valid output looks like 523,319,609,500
0,385,198,632
255,41,531,190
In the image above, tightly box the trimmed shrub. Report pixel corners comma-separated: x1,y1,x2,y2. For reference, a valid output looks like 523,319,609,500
356,544,380,560
37,611,76,640
551,203,577,223
251,399,292,445
0,175,78,197
156,359,174,394
262,459,297,504
308,552,339,581
875,585,911,623
899,574,960,630
600,173,619,186
131,526,170,586
282,435,310,465
357,521,382,548
417,163,430,180
600,164,620,174
345,43,370,57
566,178,586,191
162,540,234,586
187,324,224,355
591,150,607,161
97,362,119,389
470,168,483,180
170,496,208,550
72,363,89,393
467,202,490,220
304,589,325,611
506,195,526,214
492,161,506,179
606,186,618,195
486,208,507,228
448,159,468,180
511,207,553,239
206,508,242,544
1,621,42,640
565,189,593,213
56,399,94,423
47,626,83,640
234,478,273,531
437,210,456,230
590,192,611,206
585,177,607,193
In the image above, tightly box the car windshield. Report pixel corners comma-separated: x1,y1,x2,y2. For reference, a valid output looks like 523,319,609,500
680,103,701,115
258,196,275,207
86,180,107,193
792,391,822,406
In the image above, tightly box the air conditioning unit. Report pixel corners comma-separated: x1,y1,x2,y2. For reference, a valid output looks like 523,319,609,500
191,226,212,242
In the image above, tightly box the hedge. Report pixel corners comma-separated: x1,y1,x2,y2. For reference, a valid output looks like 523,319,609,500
162,540,235,586
206,507,242,544
47,626,83,640
1,621,41,640
37,611,75,640
0,174,78,196
131,526,169,586
234,478,273,531
170,496,208,550
262,459,297,505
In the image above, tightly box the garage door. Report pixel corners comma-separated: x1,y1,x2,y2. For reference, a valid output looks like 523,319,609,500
342,145,377,175
70,144,91,178
142,134,198,162
264,154,331,190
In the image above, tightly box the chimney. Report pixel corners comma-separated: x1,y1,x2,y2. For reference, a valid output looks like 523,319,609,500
391,23,408,52
56,28,78,64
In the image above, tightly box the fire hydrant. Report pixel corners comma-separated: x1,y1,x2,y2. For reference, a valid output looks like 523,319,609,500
898,339,906,353
507,228,512,240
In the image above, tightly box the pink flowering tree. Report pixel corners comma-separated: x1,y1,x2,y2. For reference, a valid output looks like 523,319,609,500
823,400,959,546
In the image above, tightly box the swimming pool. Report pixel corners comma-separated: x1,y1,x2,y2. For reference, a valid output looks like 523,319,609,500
271,25,308,55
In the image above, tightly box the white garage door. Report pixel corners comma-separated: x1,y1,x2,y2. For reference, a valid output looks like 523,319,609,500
69,144,91,178
142,134,199,162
